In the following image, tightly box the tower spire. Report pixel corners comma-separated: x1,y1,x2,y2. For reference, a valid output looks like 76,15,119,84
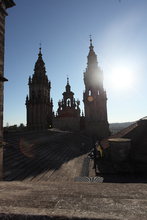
87,36,98,67
33,45,46,76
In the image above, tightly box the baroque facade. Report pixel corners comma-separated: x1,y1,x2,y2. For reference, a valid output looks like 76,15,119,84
83,38,109,139
57,77,80,118
26,47,53,130
53,78,80,131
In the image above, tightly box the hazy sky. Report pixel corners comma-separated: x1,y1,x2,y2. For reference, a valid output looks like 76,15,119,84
4,0,147,125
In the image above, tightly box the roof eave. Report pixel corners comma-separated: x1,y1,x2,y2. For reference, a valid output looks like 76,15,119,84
0,76,8,82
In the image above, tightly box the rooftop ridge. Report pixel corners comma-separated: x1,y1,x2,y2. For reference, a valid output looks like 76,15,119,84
111,121,138,138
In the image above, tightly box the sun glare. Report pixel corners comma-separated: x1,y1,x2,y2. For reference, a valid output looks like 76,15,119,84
109,66,135,90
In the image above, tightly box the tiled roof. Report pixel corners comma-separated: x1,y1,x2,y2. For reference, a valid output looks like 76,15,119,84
110,121,138,138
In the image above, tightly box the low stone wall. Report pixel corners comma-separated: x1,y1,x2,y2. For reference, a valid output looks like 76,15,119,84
53,117,80,131
108,138,131,162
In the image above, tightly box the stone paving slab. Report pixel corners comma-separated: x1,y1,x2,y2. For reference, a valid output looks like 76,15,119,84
0,181,146,219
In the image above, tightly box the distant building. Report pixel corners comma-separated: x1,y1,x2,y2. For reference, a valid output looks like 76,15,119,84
26,48,53,130
83,38,109,139
53,78,81,131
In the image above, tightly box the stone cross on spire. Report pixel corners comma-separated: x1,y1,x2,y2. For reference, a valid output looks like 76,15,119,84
89,34,94,50
67,76,69,85
39,42,42,55
89,34,92,45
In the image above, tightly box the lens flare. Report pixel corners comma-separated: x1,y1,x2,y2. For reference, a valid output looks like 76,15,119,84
109,66,135,90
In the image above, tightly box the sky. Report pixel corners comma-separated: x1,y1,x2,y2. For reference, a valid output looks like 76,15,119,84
4,0,147,126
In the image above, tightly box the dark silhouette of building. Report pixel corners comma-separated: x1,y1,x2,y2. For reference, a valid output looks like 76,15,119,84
0,0,15,179
53,78,80,131
57,77,80,117
26,47,53,130
108,116,147,172
83,37,109,139
25,38,110,137
0,0,15,139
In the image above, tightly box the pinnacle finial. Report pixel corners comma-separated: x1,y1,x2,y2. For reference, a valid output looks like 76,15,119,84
89,34,94,51
89,34,92,46
39,42,42,55
67,75,69,85
65,76,71,92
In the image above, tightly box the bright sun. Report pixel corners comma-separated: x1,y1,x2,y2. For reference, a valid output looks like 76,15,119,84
109,66,135,90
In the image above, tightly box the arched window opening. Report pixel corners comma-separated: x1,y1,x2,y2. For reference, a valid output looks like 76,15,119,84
89,90,91,96
66,98,71,107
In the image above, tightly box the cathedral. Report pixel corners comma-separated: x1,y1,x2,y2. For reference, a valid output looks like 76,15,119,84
26,38,109,138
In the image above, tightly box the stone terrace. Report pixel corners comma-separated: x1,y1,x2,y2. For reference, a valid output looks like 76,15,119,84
4,130,93,182
0,181,147,219
1,129,147,219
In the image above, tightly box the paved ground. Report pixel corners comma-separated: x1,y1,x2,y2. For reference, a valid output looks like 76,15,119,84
4,130,92,182
0,181,147,219
1,130,147,219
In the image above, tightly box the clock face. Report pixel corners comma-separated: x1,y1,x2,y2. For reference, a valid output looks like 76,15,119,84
87,96,94,102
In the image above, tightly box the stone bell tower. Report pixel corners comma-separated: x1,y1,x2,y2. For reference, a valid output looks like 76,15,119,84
26,47,53,130
83,37,109,139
